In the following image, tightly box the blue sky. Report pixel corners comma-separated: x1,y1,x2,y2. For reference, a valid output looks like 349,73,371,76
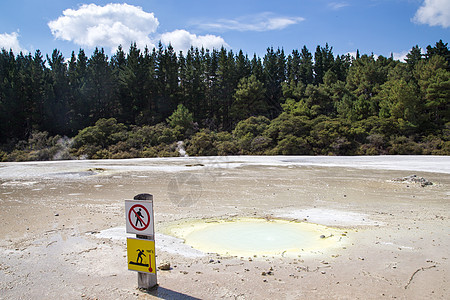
0,0,449,60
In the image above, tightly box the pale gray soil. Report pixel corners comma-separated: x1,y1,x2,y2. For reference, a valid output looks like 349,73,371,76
0,156,448,299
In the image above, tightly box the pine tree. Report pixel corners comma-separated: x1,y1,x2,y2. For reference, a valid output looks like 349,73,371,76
29,50,48,132
231,75,267,122
425,40,450,68
46,49,70,135
215,47,237,130
85,48,116,123
155,43,180,122
314,43,334,84
299,46,314,85
287,49,301,83
263,47,285,117
405,45,423,70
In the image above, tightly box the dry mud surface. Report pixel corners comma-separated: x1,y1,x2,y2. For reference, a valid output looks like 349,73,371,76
0,156,449,299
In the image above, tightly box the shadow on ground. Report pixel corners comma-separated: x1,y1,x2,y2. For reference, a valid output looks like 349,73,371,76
145,286,202,300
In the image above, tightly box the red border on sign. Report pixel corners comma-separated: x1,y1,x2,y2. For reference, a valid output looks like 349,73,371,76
128,204,150,231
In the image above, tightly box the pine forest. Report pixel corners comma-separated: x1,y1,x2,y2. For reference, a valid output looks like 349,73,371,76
0,40,449,161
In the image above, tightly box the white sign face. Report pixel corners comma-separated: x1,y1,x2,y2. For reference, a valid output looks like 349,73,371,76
125,200,154,236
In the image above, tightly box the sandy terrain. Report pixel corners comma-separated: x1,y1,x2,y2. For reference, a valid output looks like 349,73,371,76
0,156,449,299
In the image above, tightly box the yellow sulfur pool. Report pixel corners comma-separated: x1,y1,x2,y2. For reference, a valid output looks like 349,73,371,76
163,217,350,257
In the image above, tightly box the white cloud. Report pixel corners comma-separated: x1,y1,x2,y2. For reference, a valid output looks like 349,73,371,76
48,3,229,53
346,51,379,60
393,51,409,62
346,51,357,59
160,29,229,53
413,0,450,28
328,2,349,10
48,3,159,52
201,13,305,32
393,47,426,62
0,31,28,54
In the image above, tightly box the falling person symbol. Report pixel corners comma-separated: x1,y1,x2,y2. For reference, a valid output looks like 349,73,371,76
136,249,146,264
135,208,144,227
129,247,149,267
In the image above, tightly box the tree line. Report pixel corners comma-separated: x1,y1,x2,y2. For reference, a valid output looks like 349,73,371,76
0,40,449,160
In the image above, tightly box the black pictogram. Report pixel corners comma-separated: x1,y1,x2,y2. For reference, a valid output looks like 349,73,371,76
129,249,148,267
135,208,144,227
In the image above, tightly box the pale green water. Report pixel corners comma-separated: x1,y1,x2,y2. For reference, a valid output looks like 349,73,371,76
166,218,348,257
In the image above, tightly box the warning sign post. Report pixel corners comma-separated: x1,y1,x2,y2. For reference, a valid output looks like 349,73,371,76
125,193,157,290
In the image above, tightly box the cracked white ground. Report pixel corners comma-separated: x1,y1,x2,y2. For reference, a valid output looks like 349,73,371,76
0,156,448,299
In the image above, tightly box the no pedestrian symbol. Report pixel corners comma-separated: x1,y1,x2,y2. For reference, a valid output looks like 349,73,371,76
125,200,154,235
129,204,150,231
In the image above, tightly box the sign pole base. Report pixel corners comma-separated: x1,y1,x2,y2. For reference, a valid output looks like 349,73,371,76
133,194,157,290
138,272,157,290
136,234,157,289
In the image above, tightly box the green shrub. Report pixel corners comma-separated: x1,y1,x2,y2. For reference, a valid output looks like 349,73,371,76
215,141,239,155
212,132,238,155
357,144,382,155
92,149,112,159
250,136,272,154
263,113,311,143
111,151,137,159
157,126,177,145
0,150,6,162
6,150,29,162
233,116,270,139
166,104,195,138
141,144,178,158
388,136,423,155
71,145,102,159
420,135,449,155
236,133,253,154
270,135,311,155
142,147,159,158
186,130,218,156
72,118,127,150
1,131,73,161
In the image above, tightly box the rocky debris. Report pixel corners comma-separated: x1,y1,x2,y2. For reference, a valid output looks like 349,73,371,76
320,234,333,239
208,259,221,264
158,261,171,270
392,175,433,187
261,267,274,276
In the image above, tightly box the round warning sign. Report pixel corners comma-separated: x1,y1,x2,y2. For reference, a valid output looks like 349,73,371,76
125,200,154,235
129,204,150,231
